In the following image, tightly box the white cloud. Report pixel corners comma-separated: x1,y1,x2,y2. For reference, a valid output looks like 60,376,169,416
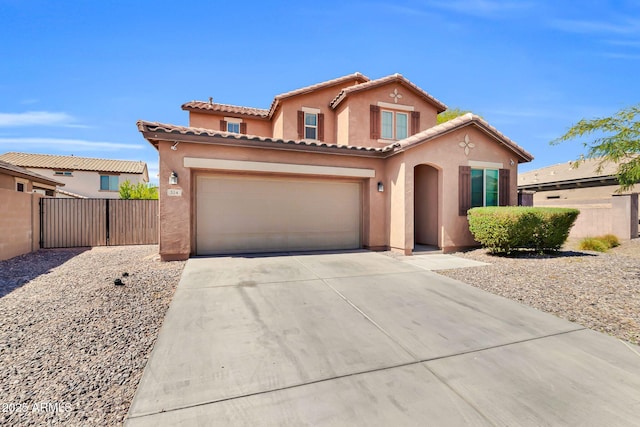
422,0,535,18
550,17,640,35
0,111,81,127
0,137,144,151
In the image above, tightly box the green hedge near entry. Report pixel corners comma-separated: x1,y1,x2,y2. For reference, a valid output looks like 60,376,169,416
467,207,580,254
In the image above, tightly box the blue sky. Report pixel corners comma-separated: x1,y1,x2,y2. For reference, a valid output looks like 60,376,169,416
1,0,638,183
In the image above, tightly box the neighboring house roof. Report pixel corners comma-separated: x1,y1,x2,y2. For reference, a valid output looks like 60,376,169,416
56,188,88,198
0,159,64,187
396,113,533,163
518,157,631,190
138,115,533,162
0,152,148,174
329,73,448,113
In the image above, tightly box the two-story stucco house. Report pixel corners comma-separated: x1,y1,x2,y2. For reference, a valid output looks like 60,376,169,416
137,72,533,261
0,152,149,199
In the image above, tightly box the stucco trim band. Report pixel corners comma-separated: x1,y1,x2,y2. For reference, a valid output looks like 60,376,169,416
183,157,376,178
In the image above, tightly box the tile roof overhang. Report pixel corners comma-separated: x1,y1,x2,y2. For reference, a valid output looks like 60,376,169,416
181,101,270,118
137,120,396,158
391,113,534,163
0,152,148,174
0,159,64,187
329,74,448,113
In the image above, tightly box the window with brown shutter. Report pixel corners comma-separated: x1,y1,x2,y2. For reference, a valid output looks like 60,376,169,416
240,122,247,134
499,168,511,206
297,110,304,139
459,165,471,216
411,111,421,135
370,105,380,139
220,120,227,131
317,113,324,141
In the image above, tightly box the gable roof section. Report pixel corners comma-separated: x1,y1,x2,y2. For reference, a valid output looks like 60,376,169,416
0,152,148,174
182,101,270,118
0,159,64,187
137,120,396,157
330,73,448,113
518,157,627,189
394,113,533,163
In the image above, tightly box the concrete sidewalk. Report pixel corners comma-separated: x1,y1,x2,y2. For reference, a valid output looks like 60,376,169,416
127,251,640,426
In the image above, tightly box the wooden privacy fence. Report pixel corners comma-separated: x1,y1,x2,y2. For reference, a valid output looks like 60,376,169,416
40,198,158,248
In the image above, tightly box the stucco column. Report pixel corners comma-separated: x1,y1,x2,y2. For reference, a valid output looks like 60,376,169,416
158,142,191,260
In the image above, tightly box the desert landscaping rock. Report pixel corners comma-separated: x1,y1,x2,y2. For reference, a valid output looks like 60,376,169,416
0,245,185,426
1,240,639,425
438,239,640,345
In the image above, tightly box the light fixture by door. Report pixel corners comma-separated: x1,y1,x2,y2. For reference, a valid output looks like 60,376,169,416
169,171,178,185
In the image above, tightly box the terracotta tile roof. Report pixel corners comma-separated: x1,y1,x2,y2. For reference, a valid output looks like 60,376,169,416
394,113,534,162
0,152,148,174
0,159,64,187
137,120,397,155
267,72,370,116
57,188,88,198
330,73,448,113
181,101,270,118
518,157,628,187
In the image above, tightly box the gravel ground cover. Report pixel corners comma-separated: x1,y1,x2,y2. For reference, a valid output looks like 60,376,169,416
437,238,640,345
0,245,185,426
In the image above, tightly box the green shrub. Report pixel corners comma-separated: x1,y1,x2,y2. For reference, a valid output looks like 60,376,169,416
577,234,621,252
467,207,580,254
578,237,609,252
599,234,620,248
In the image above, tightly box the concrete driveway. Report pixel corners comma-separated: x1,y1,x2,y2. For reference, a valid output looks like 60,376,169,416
126,251,640,426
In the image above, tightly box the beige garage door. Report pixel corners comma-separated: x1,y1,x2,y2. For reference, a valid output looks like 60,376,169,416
196,175,361,255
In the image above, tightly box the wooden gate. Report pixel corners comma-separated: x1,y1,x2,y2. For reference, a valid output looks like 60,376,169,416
40,199,158,248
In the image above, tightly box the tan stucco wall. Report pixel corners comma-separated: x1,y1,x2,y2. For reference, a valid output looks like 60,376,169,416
385,126,520,253
0,189,42,260
23,168,144,198
0,173,15,190
340,82,440,148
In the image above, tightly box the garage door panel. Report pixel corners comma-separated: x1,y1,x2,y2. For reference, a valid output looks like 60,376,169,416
197,175,361,255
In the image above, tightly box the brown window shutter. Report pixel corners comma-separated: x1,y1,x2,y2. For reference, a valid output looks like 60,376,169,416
317,113,325,141
459,165,471,216
499,168,511,206
297,110,304,139
240,122,247,134
220,120,227,131
411,111,420,135
370,105,380,139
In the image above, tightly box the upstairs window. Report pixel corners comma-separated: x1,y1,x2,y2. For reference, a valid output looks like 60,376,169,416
297,109,324,141
54,171,73,176
100,175,119,191
16,182,25,192
380,110,408,140
304,113,317,139
227,122,240,133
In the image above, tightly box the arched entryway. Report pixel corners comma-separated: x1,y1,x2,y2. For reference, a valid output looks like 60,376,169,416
414,164,440,248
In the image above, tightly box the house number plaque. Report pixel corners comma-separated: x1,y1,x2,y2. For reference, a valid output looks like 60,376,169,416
167,189,182,197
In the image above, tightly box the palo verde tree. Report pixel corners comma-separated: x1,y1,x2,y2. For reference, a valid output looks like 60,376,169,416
551,104,640,191
119,180,159,200
437,107,477,124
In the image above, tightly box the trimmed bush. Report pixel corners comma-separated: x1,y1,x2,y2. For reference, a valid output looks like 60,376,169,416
467,207,580,254
578,237,609,252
